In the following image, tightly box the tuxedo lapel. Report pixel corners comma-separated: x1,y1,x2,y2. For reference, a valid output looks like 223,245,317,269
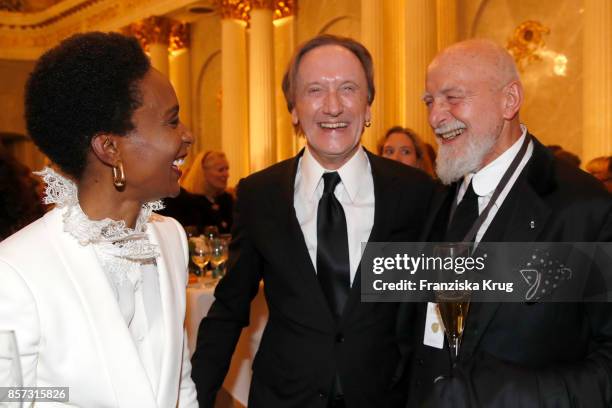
424,184,455,242
47,210,157,407
341,153,400,324
462,137,554,356
146,218,182,408
277,151,336,327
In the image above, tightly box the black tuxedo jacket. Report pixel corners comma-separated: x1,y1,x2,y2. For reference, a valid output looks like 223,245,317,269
191,149,435,408
404,135,612,407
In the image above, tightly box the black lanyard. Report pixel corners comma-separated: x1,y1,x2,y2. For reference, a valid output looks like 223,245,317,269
447,133,532,243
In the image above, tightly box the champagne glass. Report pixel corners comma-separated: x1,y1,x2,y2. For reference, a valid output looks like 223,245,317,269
190,237,211,277
210,238,228,279
203,225,219,241
0,330,23,407
433,243,472,364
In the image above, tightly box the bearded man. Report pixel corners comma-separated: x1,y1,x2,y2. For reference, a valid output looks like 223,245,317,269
403,39,612,407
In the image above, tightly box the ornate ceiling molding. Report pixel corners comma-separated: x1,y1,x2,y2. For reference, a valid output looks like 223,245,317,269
0,0,198,59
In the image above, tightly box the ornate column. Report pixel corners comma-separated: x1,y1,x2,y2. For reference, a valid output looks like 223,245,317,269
360,0,384,152
382,0,406,134
169,22,192,137
220,1,250,185
583,0,612,162
274,2,296,161
405,0,437,144
436,0,458,50
128,16,171,76
249,0,277,172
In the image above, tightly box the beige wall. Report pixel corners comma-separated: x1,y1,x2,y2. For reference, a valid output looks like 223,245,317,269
464,0,585,159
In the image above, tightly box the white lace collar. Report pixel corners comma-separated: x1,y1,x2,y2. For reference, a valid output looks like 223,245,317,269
35,167,164,288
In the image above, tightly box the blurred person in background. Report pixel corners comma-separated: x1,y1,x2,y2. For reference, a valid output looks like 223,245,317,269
586,156,612,193
378,126,435,177
160,150,234,234
0,32,197,407
548,144,581,168
0,146,45,241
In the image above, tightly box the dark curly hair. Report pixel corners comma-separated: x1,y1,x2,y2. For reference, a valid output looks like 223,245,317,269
25,32,151,179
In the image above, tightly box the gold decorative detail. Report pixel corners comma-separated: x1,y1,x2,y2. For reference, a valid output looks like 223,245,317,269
0,0,23,12
169,21,190,52
273,0,294,19
126,16,172,52
506,20,550,71
431,323,440,333
217,0,250,21
215,0,294,22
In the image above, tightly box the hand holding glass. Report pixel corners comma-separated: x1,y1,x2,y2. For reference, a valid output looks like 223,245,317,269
433,243,472,363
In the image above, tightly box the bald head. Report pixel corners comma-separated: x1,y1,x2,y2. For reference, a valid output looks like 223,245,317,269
429,39,520,91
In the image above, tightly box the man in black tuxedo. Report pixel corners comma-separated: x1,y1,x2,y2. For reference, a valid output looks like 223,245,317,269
191,35,435,408
404,39,612,407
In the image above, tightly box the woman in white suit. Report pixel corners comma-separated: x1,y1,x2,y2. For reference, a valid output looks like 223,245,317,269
0,32,198,407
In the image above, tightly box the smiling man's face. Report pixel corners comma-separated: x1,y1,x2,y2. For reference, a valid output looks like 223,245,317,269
291,44,371,169
423,45,512,184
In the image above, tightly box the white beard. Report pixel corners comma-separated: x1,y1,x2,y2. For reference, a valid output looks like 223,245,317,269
435,131,498,185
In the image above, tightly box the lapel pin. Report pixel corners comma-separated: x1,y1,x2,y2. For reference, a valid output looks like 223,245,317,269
530,220,535,229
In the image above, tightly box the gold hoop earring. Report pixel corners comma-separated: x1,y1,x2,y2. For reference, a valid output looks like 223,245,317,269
112,161,126,189
365,120,372,128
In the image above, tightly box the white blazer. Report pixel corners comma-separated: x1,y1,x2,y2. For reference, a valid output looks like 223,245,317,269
0,208,198,408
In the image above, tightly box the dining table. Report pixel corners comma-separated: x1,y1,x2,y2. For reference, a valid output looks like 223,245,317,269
185,276,268,407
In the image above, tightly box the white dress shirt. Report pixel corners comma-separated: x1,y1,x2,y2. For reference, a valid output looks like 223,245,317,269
294,146,375,285
456,125,533,242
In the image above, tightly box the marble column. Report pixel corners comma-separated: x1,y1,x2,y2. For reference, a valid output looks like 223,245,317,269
405,0,437,144
220,3,250,185
583,0,612,162
382,0,407,134
249,1,277,172
274,14,296,160
360,0,384,152
169,21,192,134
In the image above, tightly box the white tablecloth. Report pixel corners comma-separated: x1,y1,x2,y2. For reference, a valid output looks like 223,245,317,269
185,278,268,406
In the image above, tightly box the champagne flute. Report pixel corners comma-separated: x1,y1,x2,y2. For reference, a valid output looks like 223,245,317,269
433,243,472,364
190,237,211,277
0,330,23,407
210,238,228,279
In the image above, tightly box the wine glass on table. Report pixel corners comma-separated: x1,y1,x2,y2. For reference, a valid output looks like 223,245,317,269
433,243,472,365
0,330,23,407
190,236,211,277
210,238,229,279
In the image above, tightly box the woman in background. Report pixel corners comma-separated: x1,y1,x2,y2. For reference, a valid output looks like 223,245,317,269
161,150,234,234
0,32,197,407
378,125,435,177
0,147,45,241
